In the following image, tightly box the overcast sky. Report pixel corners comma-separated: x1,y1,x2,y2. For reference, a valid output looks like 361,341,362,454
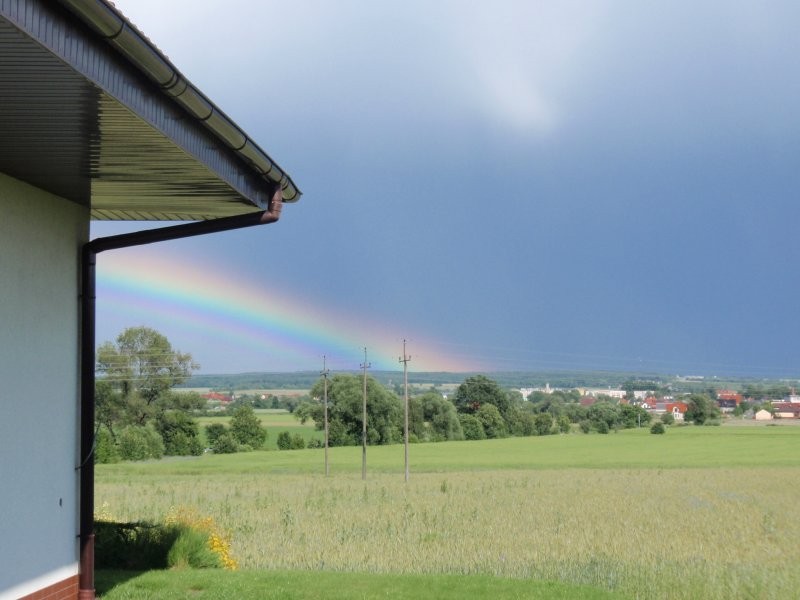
94,1,800,377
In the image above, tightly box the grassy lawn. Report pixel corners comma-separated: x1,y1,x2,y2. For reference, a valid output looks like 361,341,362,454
96,423,800,599
96,569,619,599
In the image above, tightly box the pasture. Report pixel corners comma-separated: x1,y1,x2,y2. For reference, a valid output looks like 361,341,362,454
96,424,800,599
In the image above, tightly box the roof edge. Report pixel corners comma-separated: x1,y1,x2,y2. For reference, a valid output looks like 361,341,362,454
57,0,301,203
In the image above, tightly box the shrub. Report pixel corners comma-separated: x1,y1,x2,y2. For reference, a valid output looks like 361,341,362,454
661,412,675,426
307,438,323,449
212,433,238,454
595,419,610,434
650,422,666,434
277,431,292,450
557,415,571,434
117,425,164,461
476,403,508,438
579,419,592,434
205,423,227,446
167,525,221,569
94,426,120,464
291,433,306,449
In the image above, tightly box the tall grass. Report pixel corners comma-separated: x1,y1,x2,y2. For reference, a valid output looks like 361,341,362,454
96,426,800,599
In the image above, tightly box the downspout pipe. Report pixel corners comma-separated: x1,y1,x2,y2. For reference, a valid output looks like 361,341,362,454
78,189,282,599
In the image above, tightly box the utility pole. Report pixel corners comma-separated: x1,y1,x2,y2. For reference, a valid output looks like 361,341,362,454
322,355,330,476
361,347,370,481
399,340,411,482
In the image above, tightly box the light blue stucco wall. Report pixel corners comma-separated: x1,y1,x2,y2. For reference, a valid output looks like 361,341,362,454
0,172,89,597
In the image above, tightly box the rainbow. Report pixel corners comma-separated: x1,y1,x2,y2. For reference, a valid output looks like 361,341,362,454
95,247,479,373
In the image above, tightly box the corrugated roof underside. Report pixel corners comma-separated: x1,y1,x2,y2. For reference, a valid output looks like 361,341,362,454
0,3,273,221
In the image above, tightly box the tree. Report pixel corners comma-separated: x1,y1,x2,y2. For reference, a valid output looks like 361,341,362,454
458,413,486,440
619,404,651,429
476,403,507,439
409,392,463,442
302,374,402,446
453,375,510,416
229,404,267,449
650,422,666,434
96,326,198,426
155,410,202,456
534,412,554,436
684,394,721,425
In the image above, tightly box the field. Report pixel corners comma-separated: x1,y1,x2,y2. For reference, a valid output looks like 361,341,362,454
96,424,800,599
196,409,323,450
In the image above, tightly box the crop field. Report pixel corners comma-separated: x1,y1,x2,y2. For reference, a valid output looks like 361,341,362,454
96,425,800,599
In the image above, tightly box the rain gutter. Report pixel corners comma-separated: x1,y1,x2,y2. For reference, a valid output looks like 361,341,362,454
57,0,301,204
78,190,282,599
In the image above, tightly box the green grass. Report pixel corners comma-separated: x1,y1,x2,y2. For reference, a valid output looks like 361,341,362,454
96,569,619,599
95,423,800,599
196,410,323,450
99,423,800,479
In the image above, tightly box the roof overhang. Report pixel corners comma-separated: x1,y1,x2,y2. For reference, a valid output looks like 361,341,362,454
0,0,300,221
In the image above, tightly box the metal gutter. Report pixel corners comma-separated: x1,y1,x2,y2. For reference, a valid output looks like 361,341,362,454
78,190,282,599
58,0,301,203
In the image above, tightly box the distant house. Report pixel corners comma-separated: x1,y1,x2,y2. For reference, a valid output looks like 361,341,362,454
641,396,658,411
580,396,597,407
665,402,688,420
755,409,774,421
202,392,233,404
772,403,800,419
716,390,743,413
1,2,300,598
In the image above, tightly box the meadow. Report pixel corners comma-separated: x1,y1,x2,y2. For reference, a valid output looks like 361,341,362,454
96,424,800,599
196,409,323,450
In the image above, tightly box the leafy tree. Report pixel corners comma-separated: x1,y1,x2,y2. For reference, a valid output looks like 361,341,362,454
505,406,535,436
453,375,510,416
205,423,228,446
409,392,463,442
229,404,267,449
661,412,675,426
586,401,620,431
684,394,721,425
458,413,486,440
303,374,402,446
557,414,571,433
534,412,554,436
117,425,164,461
619,404,651,429
155,410,202,456
96,326,198,426
476,403,507,439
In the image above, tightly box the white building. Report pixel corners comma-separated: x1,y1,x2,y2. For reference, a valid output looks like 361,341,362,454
0,2,300,598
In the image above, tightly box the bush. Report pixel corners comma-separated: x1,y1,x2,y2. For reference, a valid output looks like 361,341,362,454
205,423,227,446
277,431,292,450
117,425,164,461
650,422,666,434
595,419,610,434
579,419,592,434
94,426,120,464
307,438,323,449
661,412,675,426
212,433,238,454
167,525,221,569
291,433,306,449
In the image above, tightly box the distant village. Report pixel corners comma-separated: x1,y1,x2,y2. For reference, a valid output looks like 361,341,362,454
518,385,800,421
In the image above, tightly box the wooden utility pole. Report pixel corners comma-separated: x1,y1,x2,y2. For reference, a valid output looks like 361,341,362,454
361,347,370,481
322,355,330,476
399,340,411,482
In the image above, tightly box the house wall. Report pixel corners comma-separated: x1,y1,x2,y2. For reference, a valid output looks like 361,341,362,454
0,173,88,598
